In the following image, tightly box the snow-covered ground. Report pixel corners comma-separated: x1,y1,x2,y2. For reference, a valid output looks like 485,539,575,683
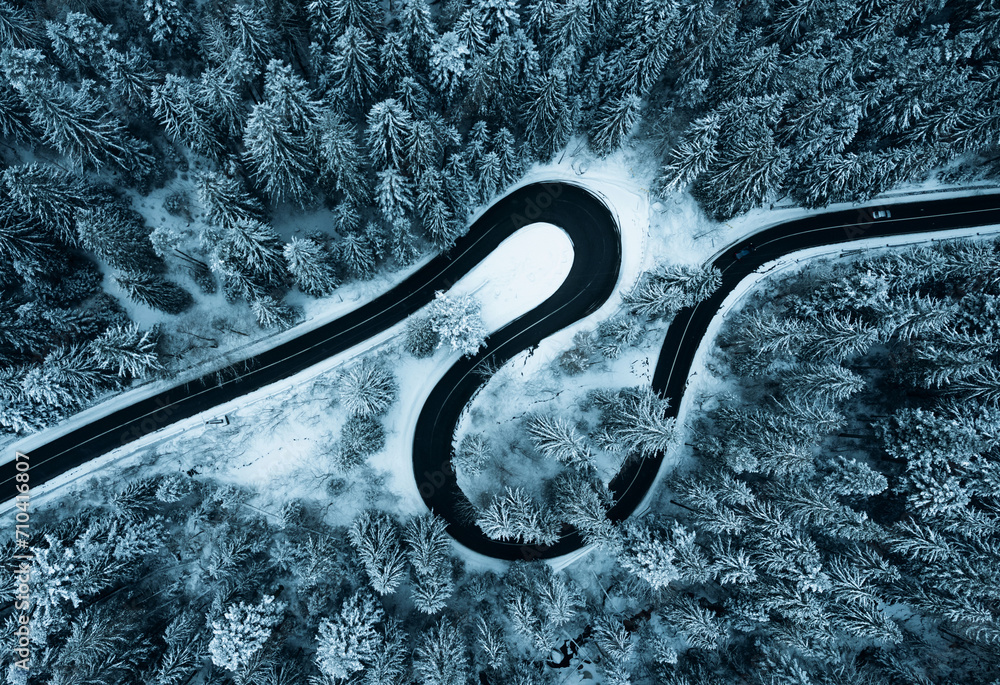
7,224,574,529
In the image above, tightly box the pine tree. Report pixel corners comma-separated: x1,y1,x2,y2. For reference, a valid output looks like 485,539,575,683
442,152,474,217
264,60,321,132
546,0,591,55
15,77,151,172
349,511,408,595
475,616,506,670
0,83,33,143
196,173,266,230
454,433,491,474
20,345,108,408
208,595,285,671
476,487,561,546
114,272,193,315
493,127,523,187
413,618,468,685
0,1,41,48
597,315,642,358
594,386,676,459
526,415,594,468
667,595,729,651
617,517,681,590
87,324,161,379
327,27,378,106
429,32,469,101
142,0,190,44
318,113,370,205
337,357,398,417
780,363,866,403
75,203,160,273
243,102,315,204
404,514,454,614
198,67,245,138
227,3,274,69
45,13,115,76
366,99,415,171
426,291,487,356
284,238,339,297
315,591,384,679
150,74,220,158
521,67,574,158
338,231,377,280
215,220,286,290
250,295,298,329
2,164,94,246
398,0,436,65
0,208,55,273
590,93,642,156
551,471,615,546
822,456,888,498
695,127,790,220
379,31,413,89
375,168,415,226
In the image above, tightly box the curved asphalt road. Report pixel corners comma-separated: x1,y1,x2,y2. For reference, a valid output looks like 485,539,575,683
7,183,1000,561
412,190,1000,560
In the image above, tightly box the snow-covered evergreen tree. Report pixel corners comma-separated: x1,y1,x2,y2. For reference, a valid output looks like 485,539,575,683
526,415,594,468
243,102,314,204
196,172,266,230
114,272,192,315
327,27,378,106
349,511,408,595
366,99,415,171
2,164,94,246
284,238,339,297
593,386,677,459
476,487,561,546
426,291,487,356
414,618,468,685
590,93,642,155
208,595,285,671
429,32,468,101
88,324,161,379
250,295,298,329
336,357,398,417
338,231,377,280
315,591,384,679
454,432,491,474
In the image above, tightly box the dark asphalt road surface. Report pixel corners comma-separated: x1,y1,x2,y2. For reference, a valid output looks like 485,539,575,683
8,184,1000,561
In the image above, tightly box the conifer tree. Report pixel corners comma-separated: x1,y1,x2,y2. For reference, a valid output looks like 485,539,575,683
338,231,377,280
114,272,193,315
76,204,160,272
284,238,339,297
413,618,468,685
87,324,161,379
315,591,384,679
337,357,398,417
349,511,408,595
250,295,298,329
521,68,574,158
590,93,642,156
196,172,267,230
327,27,378,106
208,596,285,671
366,99,415,171
243,102,315,205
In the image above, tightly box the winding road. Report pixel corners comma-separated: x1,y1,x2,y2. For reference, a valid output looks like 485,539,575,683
7,182,1000,561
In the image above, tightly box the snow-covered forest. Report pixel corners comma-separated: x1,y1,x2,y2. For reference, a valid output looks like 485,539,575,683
6,0,1000,682
4,0,1000,435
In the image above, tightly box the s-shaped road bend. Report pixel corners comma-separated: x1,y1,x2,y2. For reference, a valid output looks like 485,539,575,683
6,183,1000,561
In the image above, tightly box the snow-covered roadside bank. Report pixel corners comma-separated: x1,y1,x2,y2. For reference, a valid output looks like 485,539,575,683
4,224,574,533
2,252,435,462
649,223,1000,518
